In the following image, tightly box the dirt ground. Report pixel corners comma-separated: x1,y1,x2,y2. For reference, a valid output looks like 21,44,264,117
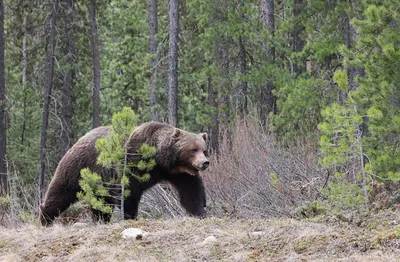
1,211,400,262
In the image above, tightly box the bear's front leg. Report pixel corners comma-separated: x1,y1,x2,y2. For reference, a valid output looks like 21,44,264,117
92,207,113,223
123,188,143,220
168,174,206,218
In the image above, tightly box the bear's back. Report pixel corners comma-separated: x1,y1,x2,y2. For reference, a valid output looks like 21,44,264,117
53,126,112,184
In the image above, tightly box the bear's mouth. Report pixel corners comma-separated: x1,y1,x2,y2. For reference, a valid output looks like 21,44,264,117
191,169,200,176
192,161,210,171
192,164,208,172
184,165,202,176
170,165,200,176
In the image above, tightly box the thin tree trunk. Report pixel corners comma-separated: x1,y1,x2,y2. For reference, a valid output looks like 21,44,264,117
218,45,231,147
237,35,248,117
149,0,159,121
89,0,101,128
207,77,219,154
60,0,76,155
351,101,368,200
344,7,364,91
168,0,179,127
0,0,6,196
344,2,367,146
21,10,27,146
292,0,305,75
38,0,58,204
259,0,275,65
259,0,276,125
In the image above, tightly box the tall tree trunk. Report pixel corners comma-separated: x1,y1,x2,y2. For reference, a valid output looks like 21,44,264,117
60,0,76,154
348,25,364,91
89,0,101,128
0,0,7,196
237,35,248,117
218,45,231,147
259,0,276,125
292,0,305,75
207,77,219,154
149,0,159,121
38,0,58,204
343,2,367,146
21,9,27,146
344,4,364,91
168,0,179,127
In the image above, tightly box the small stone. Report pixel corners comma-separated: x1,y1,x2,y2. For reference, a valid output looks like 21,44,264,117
72,222,88,228
203,235,217,244
122,228,149,239
251,231,266,236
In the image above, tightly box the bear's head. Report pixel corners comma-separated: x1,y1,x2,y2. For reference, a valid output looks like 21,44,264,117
125,122,210,176
169,128,210,176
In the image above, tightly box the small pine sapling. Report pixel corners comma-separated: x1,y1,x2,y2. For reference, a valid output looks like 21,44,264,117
78,107,156,220
318,70,376,207
77,168,113,214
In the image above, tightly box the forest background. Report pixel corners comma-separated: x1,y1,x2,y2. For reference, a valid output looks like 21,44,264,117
1,0,400,222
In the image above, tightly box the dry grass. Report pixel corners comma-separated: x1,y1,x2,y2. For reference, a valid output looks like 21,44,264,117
139,119,325,219
3,119,400,261
202,120,325,218
2,211,400,262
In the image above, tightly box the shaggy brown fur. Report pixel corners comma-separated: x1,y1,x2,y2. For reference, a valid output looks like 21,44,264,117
40,122,209,226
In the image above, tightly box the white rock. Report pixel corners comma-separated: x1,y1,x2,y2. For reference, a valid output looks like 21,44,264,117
122,228,148,239
251,231,266,236
203,235,217,244
72,222,88,228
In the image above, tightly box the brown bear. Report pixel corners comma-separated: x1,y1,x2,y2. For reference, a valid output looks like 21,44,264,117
40,121,210,226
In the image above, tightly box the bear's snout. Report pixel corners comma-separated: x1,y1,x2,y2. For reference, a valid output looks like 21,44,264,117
196,160,209,171
192,158,210,172
202,161,210,170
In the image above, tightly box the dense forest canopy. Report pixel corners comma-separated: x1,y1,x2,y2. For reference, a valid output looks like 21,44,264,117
0,0,400,217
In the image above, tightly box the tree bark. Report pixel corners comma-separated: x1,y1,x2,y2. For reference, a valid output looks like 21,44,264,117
149,0,159,121
259,0,276,125
21,9,27,146
0,0,7,196
344,6,364,91
343,2,366,141
237,35,248,117
89,0,101,128
38,0,58,203
60,0,76,154
292,0,305,75
168,0,179,127
217,45,231,143
259,0,275,61
207,77,219,154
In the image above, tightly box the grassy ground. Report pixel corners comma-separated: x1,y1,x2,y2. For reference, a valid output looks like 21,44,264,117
1,211,400,262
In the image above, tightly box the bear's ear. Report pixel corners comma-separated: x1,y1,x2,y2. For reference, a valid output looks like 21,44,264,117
200,132,208,142
172,128,181,139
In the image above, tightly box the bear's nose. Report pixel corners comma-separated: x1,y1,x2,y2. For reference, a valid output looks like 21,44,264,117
203,161,210,169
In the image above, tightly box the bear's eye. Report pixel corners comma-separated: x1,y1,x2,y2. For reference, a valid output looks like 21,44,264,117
204,150,209,157
191,148,197,153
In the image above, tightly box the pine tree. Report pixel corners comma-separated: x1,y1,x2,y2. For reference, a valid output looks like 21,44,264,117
78,107,156,219
38,0,58,204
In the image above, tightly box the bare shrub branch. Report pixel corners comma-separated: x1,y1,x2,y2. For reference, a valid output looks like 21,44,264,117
139,119,325,219
202,119,325,218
